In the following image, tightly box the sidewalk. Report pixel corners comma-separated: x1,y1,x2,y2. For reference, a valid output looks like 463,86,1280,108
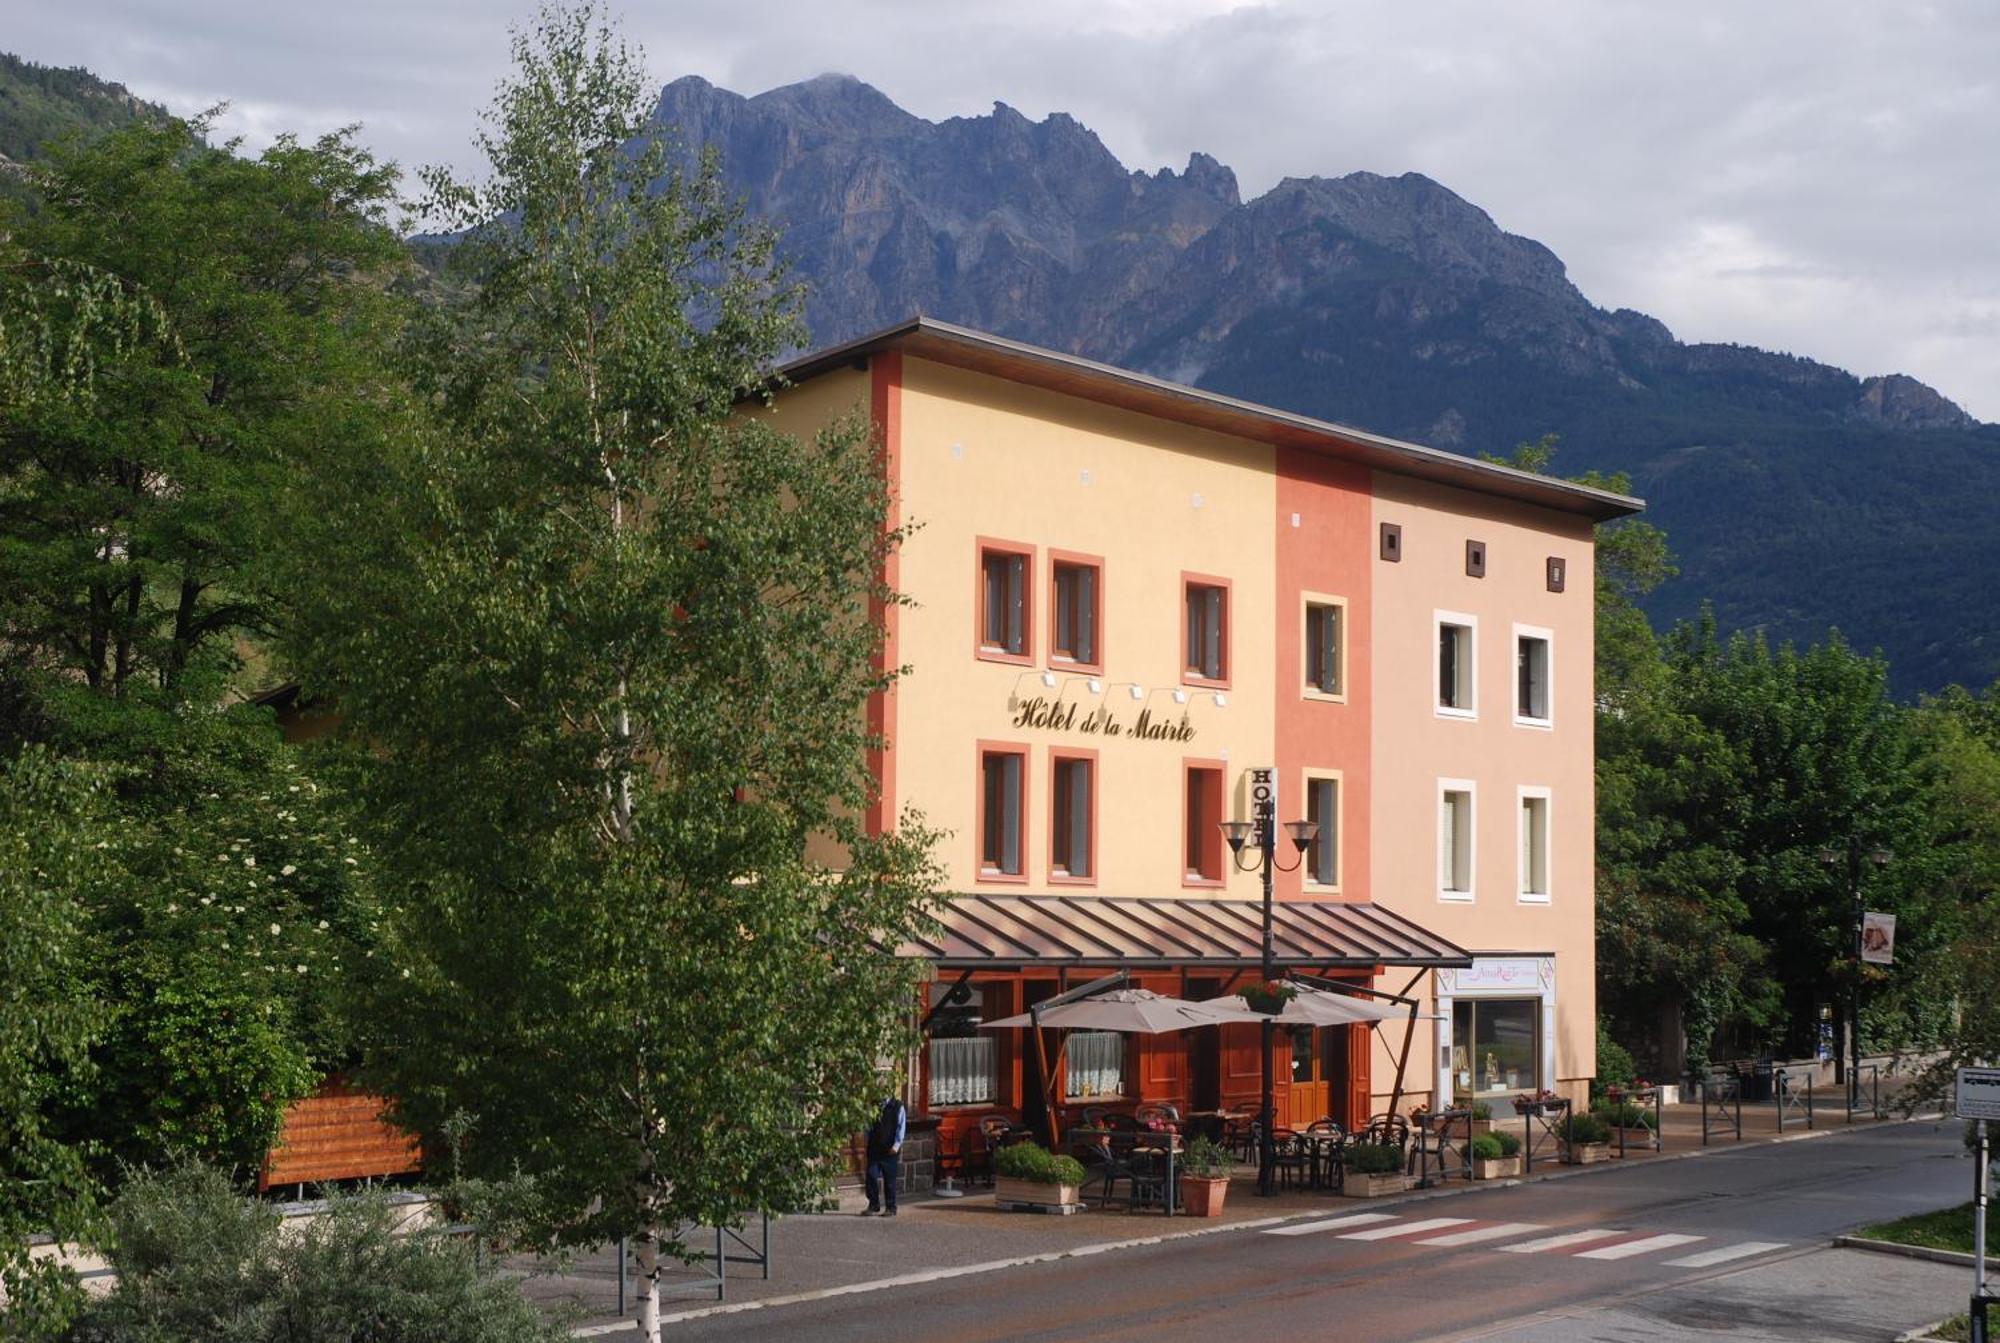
530,1098,1935,1336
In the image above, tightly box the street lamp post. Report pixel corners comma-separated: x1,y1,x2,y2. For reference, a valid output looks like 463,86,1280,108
1222,807,1317,1197
1819,841,1890,1112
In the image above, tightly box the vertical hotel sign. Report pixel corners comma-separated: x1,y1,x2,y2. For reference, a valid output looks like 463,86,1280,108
1249,766,1277,852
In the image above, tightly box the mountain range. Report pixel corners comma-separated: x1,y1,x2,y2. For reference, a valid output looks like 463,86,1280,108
655,73,1999,698
3,54,1992,696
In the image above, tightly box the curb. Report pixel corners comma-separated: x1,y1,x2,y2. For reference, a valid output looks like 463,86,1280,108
570,1110,1949,1335
1836,1234,1979,1269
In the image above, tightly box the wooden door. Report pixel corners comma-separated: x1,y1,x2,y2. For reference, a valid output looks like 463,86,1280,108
1286,1028,1330,1126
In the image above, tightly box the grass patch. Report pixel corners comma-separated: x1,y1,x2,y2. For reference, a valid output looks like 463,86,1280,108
1858,1202,1976,1255
1915,1315,1968,1342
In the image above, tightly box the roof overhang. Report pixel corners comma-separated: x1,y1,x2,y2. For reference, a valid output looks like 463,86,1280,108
900,893,1473,972
769,317,1643,524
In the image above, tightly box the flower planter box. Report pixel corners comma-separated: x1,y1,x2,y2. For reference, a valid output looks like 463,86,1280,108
1467,1118,1497,1139
1564,1142,1611,1165
1471,1156,1521,1180
1179,1175,1229,1217
1340,1172,1410,1199
994,1176,1083,1214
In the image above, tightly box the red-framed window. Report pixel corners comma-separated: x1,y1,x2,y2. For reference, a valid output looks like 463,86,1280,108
1183,759,1226,886
1182,573,1231,688
1049,747,1097,884
977,741,1029,881
1049,551,1104,672
976,539,1034,664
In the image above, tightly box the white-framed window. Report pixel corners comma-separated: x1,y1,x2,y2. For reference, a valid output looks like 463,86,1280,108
1302,595,1347,700
1436,611,1477,718
1518,786,1551,903
1515,625,1553,728
1439,779,1475,902
1304,772,1342,890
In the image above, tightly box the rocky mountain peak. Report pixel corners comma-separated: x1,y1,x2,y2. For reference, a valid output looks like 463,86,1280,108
1851,373,1975,431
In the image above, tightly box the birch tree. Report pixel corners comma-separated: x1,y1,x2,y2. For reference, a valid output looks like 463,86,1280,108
286,8,938,1338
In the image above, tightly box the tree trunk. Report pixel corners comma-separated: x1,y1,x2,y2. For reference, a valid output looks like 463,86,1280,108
635,1220,661,1342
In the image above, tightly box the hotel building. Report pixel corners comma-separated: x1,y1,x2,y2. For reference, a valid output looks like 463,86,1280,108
771,318,1641,1160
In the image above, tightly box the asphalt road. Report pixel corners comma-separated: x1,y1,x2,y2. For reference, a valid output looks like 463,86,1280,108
674,1119,1978,1342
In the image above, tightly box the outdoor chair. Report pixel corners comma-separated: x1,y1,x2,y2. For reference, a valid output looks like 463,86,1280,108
959,1126,993,1188
1071,1137,1167,1212
1408,1110,1469,1182
1135,1101,1182,1132
1304,1119,1346,1190
1363,1114,1411,1159
1266,1126,1313,1191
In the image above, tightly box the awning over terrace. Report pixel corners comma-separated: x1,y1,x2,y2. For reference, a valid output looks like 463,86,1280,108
899,894,1472,971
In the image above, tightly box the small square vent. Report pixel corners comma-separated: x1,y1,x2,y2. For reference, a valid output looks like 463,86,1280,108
1380,522,1402,562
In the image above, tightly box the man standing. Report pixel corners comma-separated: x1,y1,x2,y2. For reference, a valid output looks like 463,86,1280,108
863,1090,906,1217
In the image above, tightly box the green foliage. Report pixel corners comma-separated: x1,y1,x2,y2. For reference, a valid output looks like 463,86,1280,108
1468,1100,1492,1121
1467,1133,1503,1162
0,52,168,168
1491,1128,1521,1157
1591,1100,1654,1130
281,4,941,1303
1859,1202,1978,1257
995,1143,1087,1187
68,1165,567,1342
0,751,104,1339
1561,1112,1610,1146
1593,1023,1637,1096
1341,1142,1402,1175
1179,1134,1229,1178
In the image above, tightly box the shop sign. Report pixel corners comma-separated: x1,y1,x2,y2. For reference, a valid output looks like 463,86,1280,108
1861,911,1896,965
1008,695,1195,743
1249,766,1277,849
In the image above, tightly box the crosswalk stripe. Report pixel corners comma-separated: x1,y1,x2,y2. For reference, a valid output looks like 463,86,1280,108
1499,1229,1626,1254
1263,1213,1397,1237
1662,1241,1788,1268
1576,1232,1705,1260
1413,1222,1548,1247
1337,1217,1474,1241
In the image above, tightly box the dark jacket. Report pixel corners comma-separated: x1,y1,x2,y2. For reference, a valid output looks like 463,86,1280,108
865,1097,906,1160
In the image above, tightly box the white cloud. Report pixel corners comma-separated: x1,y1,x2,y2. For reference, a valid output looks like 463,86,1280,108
13,0,1998,417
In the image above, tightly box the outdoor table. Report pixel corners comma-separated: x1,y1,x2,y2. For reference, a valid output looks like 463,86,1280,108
1516,1097,1572,1171
1298,1130,1344,1191
1187,1108,1247,1145
1110,1129,1181,1215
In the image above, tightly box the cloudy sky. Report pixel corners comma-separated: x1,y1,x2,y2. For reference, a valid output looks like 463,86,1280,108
17,1,1998,419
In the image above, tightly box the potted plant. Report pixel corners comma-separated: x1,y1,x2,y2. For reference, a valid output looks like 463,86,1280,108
1466,1130,1521,1180
1240,979,1296,1015
1178,1135,1231,1217
1561,1111,1612,1164
1512,1088,1561,1115
993,1142,1088,1212
1591,1098,1655,1135
1466,1100,1495,1138
1340,1141,1407,1198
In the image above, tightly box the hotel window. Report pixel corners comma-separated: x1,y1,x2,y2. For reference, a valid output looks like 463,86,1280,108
1050,752,1094,881
1519,789,1551,902
926,982,998,1108
978,542,1031,661
1304,598,1345,698
1305,774,1341,889
1184,578,1229,684
1516,628,1552,726
1440,782,1474,900
1453,998,1540,1097
1437,613,1476,716
1065,1030,1125,1098
1184,762,1224,884
978,745,1026,879
1051,556,1102,668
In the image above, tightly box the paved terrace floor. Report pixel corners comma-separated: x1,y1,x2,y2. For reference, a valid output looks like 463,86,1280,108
510,1087,1944,1335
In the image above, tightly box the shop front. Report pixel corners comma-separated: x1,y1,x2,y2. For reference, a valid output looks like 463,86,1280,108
1433,956,1560,1107
902,892,1471,1165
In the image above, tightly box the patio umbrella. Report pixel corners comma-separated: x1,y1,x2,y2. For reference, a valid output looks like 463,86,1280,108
983,988,1267,1034
1211,984,1422,1027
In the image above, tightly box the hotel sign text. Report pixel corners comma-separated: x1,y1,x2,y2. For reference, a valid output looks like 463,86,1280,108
1009,695,1195,743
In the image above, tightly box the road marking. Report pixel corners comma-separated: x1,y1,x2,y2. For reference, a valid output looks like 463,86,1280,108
1263,1213,1397,1236
1499,1229,1626,1254
1337,1217,1474,1240
1414,1222,1548,1247
1662,1240,1788,1268
1575,1232,1705,1260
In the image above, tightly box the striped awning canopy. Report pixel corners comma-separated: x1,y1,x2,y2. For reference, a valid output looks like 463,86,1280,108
900,893,1471,971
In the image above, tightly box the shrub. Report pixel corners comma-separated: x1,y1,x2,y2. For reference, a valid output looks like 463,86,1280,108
1180,1134,1230,1178
994,1142,1087,1187
1468,1133,1504,1161
68,1165,567,1342
1342,1142,1402,1175
1592,1100,1654,1130
1469,1100,1493,1120
1562,1112,1611,1146
1491,1129,1521,1157
1595,1023,1638,1097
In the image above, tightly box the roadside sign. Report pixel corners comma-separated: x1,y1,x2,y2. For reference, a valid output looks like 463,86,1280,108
1961,1067,2000,1121
1862,912,1897,965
